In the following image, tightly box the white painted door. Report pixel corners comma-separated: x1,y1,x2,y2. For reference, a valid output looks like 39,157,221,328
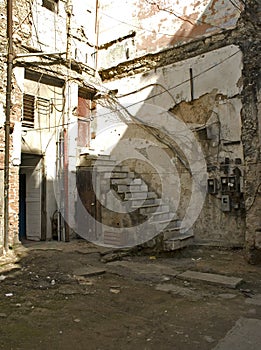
20,155,42,241
26,160,41,241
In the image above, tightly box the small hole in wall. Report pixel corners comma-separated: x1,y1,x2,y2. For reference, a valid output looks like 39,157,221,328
126,48,130,59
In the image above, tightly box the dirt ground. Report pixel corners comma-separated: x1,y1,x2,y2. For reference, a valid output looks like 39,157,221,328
0,239,261,350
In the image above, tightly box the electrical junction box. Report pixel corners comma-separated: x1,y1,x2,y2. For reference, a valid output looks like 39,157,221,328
228,176,237,192
221,195,230,212
221,177,229,193
207,178,218,194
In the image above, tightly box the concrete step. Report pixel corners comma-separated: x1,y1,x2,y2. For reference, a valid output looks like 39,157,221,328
163,233,194,251
104,171,135,179
124,191,156,200
150,215,179,226
139,204,169,214
151,218,176,229
163,227,181,240
150,211,173,222
124,191,148,199
111,178,143,185
164,218,181,230
117,184,148,193
95,165,129,172
126,191,158,201
129,198,161,207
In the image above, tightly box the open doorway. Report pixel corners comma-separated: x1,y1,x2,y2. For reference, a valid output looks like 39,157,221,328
19,153,46,242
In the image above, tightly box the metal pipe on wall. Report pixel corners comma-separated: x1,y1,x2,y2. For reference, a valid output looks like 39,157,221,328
4,0,13,251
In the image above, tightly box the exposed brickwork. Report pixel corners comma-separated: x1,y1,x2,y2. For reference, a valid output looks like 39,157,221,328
0,1,28,248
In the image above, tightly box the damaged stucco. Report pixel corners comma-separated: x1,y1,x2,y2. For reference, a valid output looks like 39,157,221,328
93,44,246,246
97,0,243,69
92,0,260,257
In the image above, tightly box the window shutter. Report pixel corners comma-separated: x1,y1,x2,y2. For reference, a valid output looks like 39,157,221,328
23,94,35,127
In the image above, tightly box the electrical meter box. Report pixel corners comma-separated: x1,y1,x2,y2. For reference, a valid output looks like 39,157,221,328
228,176,237,192
221,177,229,193
207,178,218,194
221,195,230,212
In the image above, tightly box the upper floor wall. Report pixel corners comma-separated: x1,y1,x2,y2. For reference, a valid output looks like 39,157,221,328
30,0,97,68
97,0,244,69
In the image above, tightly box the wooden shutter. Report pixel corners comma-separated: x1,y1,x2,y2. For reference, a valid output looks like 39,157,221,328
23,94,35,127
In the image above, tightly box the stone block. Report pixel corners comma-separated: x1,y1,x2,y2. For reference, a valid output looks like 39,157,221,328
178,270,243,289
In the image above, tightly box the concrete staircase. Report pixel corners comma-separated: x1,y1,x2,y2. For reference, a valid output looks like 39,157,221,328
80,153,194,251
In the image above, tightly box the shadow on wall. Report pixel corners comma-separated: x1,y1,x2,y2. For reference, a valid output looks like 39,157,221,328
135,0,243,52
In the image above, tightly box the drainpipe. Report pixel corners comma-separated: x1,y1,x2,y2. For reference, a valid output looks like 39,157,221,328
63,0,73,242
63,128,70,242
4,0,13,252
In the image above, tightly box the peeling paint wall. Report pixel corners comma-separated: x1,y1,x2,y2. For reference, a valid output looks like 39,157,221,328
97,0,243,69
14,0,96,67
0,0,99,248
95,0,260,254
96,45,246,245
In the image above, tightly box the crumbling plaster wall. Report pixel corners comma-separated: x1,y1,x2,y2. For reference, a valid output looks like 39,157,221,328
29,0,96,68
1,0,98,248
239,1,261,261
97,1,260,254
97,0,243,69
0,0,28,248
98,44,246,245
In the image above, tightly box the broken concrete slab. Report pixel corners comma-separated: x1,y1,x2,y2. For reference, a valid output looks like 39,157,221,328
217,293,238,300
178,270,243,289
107,261,178,282
155,283,203,301
73,266,106,277
58,285,83,295
245,294,261,306
100,251,131,263
213,318,261,350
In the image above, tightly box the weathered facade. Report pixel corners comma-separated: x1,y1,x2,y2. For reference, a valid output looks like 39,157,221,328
0,0,102,251
0,1,260,261
79,0,260,259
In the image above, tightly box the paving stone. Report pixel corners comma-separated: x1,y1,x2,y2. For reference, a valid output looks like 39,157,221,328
245,294,261,306
107,261,178,281
178,270,243,289
213,318,261,350
155,283,202,300
217,293,237,300
73,266,106,277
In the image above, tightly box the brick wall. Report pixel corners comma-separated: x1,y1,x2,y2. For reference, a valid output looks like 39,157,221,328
0,1,28,249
